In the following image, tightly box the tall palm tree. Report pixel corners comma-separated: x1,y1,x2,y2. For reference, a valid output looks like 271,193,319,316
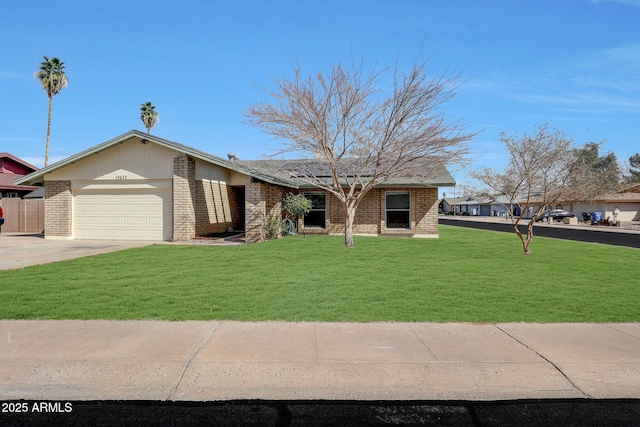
140,102,159,134
34,56,68,167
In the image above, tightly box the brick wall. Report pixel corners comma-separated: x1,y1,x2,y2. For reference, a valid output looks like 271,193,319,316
194,179,235,235
245,182,286,243
172,155,196,241
413,187,439,236
245,182,265,243
44,180,72,238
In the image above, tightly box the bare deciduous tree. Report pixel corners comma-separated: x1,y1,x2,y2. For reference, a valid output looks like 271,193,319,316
472,125,614,255
246,56,473,246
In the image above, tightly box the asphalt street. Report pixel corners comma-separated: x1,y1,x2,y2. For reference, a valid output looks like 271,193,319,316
439,217,640,248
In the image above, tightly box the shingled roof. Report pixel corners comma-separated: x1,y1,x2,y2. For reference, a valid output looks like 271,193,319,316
239,158,455,188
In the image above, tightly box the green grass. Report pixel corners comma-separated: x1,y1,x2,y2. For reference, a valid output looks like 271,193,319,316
1,226,638,322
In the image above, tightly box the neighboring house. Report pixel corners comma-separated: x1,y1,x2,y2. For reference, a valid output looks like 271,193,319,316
513,186,640,222
565,191,640,222
15,130,454,242
0,153,39,198
477,195,527,218
439,197,466,214
440,197,489,216
456,198,481,216
440,194,529,218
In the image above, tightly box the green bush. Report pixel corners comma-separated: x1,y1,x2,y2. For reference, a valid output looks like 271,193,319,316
282,193,312,218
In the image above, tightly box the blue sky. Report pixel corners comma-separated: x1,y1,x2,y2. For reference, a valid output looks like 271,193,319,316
2,0,639,195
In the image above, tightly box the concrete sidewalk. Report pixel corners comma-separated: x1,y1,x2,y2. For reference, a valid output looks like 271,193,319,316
0,321,638,402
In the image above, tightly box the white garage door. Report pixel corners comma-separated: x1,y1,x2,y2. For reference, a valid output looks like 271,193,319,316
74,190,172,241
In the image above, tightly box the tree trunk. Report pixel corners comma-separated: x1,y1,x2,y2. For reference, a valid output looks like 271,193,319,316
513,220,534,255
343,205,355,247
45,96,53,167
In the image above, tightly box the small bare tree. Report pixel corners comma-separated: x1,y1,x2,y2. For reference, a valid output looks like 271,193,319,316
246,56,473,246
472,125,612,255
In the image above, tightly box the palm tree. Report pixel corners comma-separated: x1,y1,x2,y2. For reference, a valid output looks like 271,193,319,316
140,102,159,134
34,56,68,167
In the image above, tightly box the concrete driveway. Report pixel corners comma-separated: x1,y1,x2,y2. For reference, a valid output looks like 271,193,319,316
0,233,154,270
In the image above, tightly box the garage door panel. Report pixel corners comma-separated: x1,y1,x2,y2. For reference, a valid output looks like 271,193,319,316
123,204,149,214
148,217,163,226
99,205,124,214
75,216,99,226
123,229,150,239
76,204,99,214
123,217,149,226
146,231,164,239
99,217,124,226
75,189,171,241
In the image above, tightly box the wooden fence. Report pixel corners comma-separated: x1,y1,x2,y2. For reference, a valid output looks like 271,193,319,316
0,198,45,233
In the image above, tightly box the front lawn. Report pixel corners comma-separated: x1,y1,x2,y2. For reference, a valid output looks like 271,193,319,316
1,226,638,322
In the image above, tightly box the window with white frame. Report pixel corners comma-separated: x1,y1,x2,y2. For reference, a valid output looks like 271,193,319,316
386,191,410,229
303,193,326,228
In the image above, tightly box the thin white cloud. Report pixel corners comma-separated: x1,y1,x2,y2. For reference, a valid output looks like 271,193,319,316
590,0,640,7
0,71,24,79
0,137,37,142
19,156,67,169
473,42,640,115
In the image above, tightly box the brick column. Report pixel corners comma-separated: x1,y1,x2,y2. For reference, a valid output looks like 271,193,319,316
44,180,72,239
245,182,266,243
173,155,196,241
414,187,439,237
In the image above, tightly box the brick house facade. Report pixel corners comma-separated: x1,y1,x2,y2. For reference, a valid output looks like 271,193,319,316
295,187,439,237
15,131,453,243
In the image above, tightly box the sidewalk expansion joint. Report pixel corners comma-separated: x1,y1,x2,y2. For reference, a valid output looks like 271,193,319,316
167,322,220,400
494,325,591,399
408,324,439,360
605,324,640,342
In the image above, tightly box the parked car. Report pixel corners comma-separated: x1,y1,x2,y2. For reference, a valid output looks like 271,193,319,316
536,209,575,222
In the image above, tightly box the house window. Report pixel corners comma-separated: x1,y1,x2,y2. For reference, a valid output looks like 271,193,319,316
386,191,410,229
303,193,326,228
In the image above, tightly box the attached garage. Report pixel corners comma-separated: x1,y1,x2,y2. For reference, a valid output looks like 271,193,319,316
13,131,258,242
74,187,172,241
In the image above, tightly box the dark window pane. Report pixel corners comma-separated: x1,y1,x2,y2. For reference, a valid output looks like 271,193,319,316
306,194,326,209
386,192,410,209
304,210,325,227
386,211,410,229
